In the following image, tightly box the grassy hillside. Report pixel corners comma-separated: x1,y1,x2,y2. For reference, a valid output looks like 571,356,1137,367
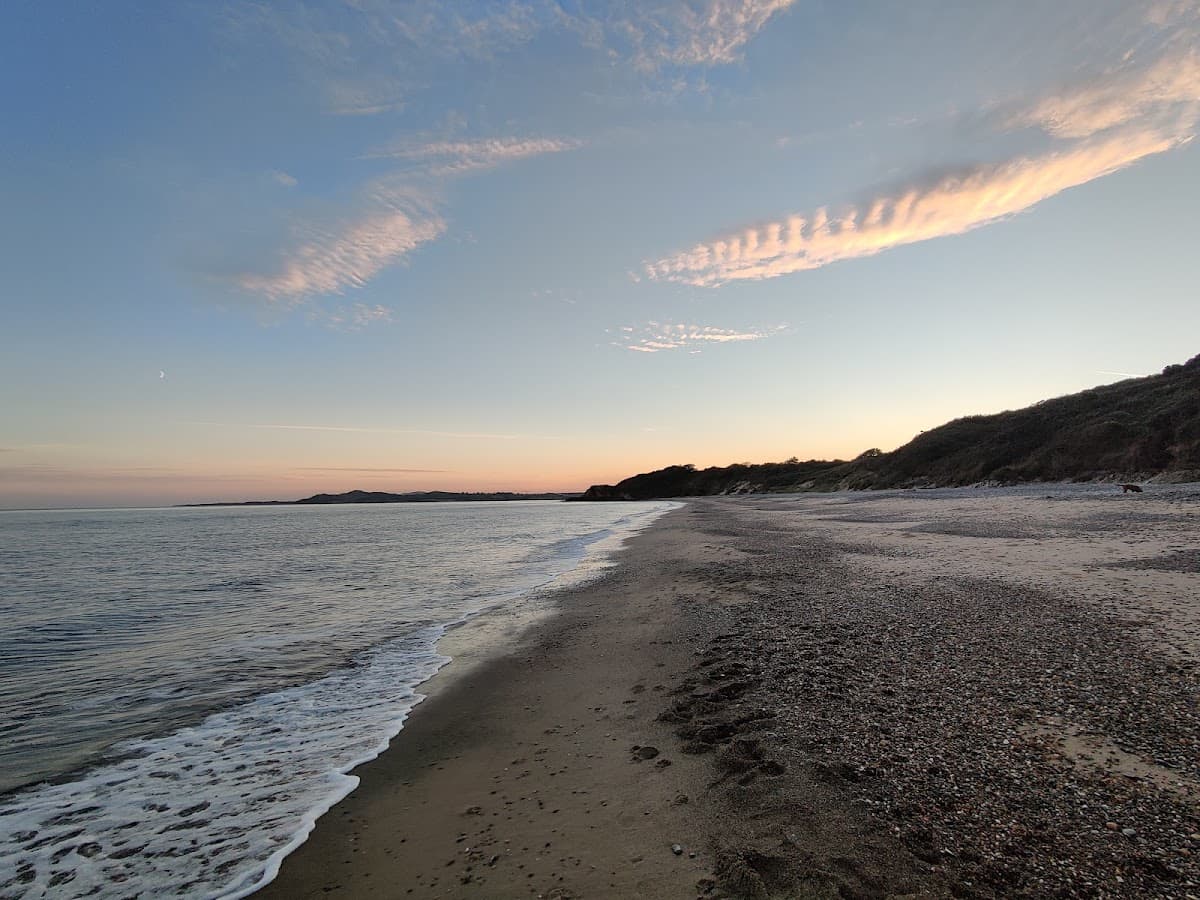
578,353,1200,499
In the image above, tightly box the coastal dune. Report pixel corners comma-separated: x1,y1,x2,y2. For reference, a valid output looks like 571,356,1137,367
262,486,1200,898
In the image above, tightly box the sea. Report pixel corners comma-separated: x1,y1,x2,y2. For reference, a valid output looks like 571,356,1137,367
0,499,676,899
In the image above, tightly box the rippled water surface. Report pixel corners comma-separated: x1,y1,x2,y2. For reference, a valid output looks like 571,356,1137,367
0,500,674,898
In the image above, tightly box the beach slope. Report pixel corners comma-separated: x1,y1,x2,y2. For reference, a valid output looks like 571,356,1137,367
261,487,1200,898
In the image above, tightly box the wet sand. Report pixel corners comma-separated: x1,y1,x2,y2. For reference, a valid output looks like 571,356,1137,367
260,486,1200,898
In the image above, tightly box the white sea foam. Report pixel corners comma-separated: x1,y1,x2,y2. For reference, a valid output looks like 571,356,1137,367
0,627,446,899
0,500,679,899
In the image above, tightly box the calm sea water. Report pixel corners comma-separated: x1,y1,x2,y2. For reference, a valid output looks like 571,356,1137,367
0,500,675,898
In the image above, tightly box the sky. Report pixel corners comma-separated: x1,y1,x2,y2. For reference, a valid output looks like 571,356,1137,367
2,0,1199,507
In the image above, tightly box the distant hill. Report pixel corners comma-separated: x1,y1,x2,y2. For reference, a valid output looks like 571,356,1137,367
184,490,573,507
577,353,1200,500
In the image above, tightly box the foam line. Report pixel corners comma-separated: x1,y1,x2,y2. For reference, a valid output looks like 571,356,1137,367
0,501,679,899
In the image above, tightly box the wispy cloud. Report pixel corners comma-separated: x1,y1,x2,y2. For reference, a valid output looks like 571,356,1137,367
645,11,1200,288
228,0,797,116
1147,0,1200,26
294,466,450,473
225,1,544,117
646,126,1185,286
614,0,799,70
359,0,544,64
614,321,787,352
232,131,578,304
365,136,582,176
1007,49,1200,139
321,302,395,330
233,187,445,301
186,422,563,440
324,80,407,117
270,170,298,188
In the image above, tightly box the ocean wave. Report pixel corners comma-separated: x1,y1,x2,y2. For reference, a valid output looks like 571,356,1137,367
0,627,446,899
0,500,679,898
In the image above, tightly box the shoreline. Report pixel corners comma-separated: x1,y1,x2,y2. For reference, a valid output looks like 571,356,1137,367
0,501,677,900
258,486,1200,898
255,502,725,898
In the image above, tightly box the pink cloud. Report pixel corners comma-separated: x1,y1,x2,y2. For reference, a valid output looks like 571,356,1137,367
1010,50,1200,139
234,192,445,301
645,126,1186,287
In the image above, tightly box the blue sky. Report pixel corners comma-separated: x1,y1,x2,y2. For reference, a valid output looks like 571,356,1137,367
3,0,1199,506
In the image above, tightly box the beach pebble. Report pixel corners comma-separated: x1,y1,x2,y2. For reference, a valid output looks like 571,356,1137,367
671,844,683,856
1106,822,1120,831
634,746,660,760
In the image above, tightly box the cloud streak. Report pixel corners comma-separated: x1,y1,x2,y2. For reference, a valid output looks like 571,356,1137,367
234,189,445,301
562,0,798,72
365,136,582,176
186,422,563,440
294,467,450,473
624,0,799,69
645,125,1187,287
646,18,1200,288
615,321,787,352
230,0,798,113
233,132,574,304
321,303,395,330
1009,50,1200,139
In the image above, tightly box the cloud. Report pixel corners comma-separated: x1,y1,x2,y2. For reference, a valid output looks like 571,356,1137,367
270,170,298,188
228,0,797,112
324,79,407,116
1146,0,1200,27
561,0,797,73
615,321,787,352
186,422,563,440
0,464,204,484
645,13,1200,289
231,130,572,301
617,0,799,70
294,467,450,473
230,133,575,305
233,188,445,301
321,302,395,330
1008,49,1200,139
226,0,544,117
365,136,582,176
363,0,545,63
645,125,1187,287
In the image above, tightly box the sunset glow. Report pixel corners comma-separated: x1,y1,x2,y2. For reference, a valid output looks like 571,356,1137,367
3,0,1199,506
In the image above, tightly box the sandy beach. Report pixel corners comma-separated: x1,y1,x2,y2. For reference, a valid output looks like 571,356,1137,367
260,486,1200,898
